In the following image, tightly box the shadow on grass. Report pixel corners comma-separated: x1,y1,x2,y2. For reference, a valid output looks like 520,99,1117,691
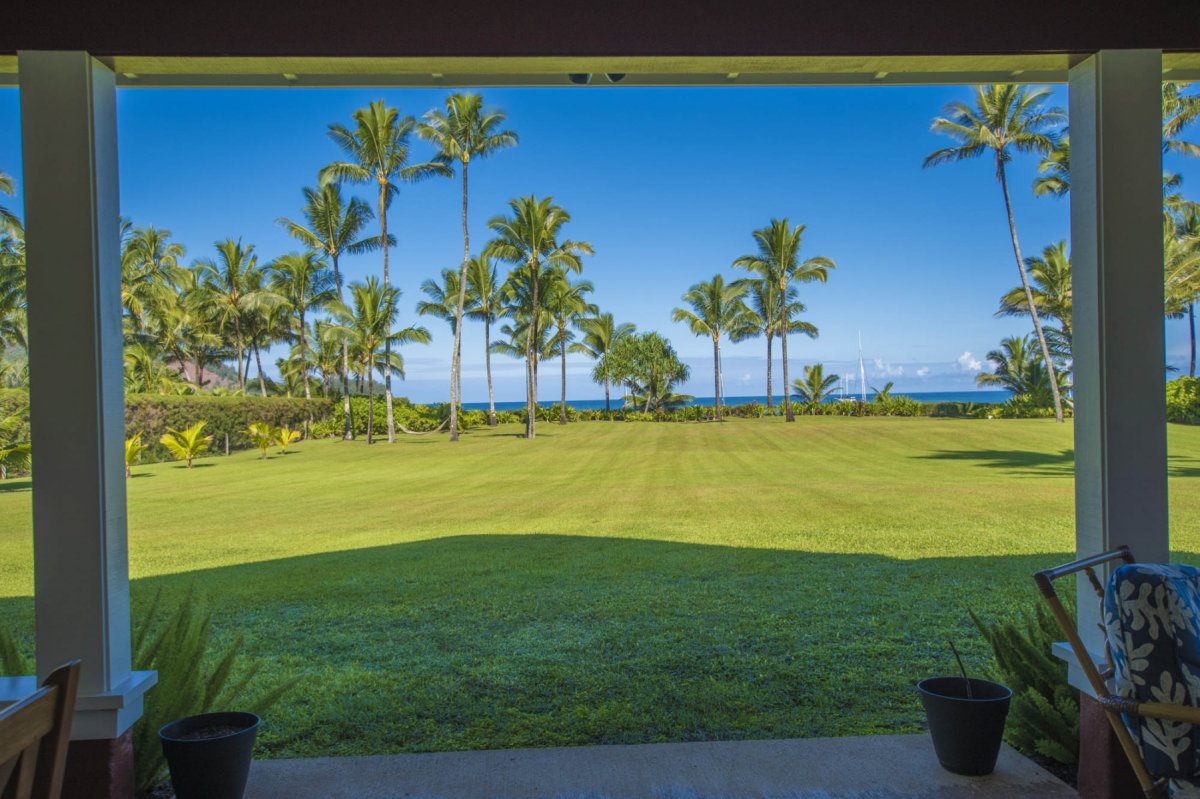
917,448,1074,476
0,479,30,494
0,535,1086,759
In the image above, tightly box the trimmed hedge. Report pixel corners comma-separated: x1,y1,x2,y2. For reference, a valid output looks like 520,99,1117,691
126,394,332,462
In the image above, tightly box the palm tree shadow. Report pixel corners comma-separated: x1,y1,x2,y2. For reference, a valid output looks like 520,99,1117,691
917,448,1074,476
0,480,31,494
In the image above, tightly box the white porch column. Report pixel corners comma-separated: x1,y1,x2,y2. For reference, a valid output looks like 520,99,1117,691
1070,49,1168,655
17,50,154,741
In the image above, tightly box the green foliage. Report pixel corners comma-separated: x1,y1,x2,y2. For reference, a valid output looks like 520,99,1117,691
125,434,146,478
127,394,330,461
0,400,30,479
275,425,301,453
971,599,1080,767
159,422,213,469
132,588,297,795
1168,377,1200,424
994,394,1072,419
246,422,275,459
0,623,31,675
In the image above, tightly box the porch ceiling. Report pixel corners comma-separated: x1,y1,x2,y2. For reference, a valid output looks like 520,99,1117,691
0,52,1198,88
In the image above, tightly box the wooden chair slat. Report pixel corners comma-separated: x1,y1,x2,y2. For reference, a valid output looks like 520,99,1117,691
0,661,80,799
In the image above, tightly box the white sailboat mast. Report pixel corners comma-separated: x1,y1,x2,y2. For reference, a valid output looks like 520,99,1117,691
858,332,867,404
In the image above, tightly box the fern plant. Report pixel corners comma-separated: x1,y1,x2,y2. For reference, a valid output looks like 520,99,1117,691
971,596,1080,766
245,422,275,460
159,421,212,469
131,588,297,795
274,425,301,454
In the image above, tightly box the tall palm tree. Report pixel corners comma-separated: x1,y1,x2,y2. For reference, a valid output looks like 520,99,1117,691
278,182,382,439
270,251,337,408
485,196,593,439
733,219,834,422
194,239,277,392
1163,82,1200,159
417,268,463,413
573,312,636,418
121,225,186,336
1033,136,1070,198
465,254,503,425
0,234,27,356
672,274,757,420
925,84,1066,421
419,93,518,441
1165,206,1200,376
0,171,20,237
321,100,450,443
544,270,596,424
325,277,430,444
997,241,1073,362
792,363,840,407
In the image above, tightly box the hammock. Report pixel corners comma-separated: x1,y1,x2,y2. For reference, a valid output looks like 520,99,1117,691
396,418,451,436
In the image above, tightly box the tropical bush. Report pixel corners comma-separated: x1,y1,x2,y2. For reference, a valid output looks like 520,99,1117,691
159,422,213,468
127,394,329,461
0,402,30,479
246,422,275,459
125,435,146,478
971,598,1080,767
1167,376,1200,424
275,425,301,453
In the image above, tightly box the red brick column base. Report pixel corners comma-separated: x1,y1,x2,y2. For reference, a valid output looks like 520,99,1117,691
62,729,135,799
1078,693,1145,799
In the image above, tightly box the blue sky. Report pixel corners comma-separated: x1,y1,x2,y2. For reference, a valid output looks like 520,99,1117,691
0,85,1194,402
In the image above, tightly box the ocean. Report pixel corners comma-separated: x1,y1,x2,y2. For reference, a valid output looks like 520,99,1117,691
462,390,1013,412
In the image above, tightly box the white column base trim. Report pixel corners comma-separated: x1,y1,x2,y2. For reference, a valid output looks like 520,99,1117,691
1052,641,1104,699
0,669,157,740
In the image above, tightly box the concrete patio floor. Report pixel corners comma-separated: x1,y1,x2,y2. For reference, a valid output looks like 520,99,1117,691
245,734,1077,799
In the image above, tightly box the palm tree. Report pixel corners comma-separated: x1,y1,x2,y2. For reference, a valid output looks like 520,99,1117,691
121,225,185,336
417,268,463,413
1033,137,1070,198
1163,82,1200,159
977,335,1064,406
325,276,430,444
733,219,834,422
1165,206,1200,376
0,234,27,356
997,240,1073,363
159,422,212,469
419,93,518,441
926,84,1066,421
792,363,840,407
573,312,636,417
465,254,504,425
269,251,337,410
321,100,450,443
194,239,277,392
278,183,382,440
544,270,596,423
672,275,757,420
485,196,593,438
0,171,21,237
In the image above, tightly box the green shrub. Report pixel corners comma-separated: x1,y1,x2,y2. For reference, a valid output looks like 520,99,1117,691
1167,377,1200,424
930,402,965,418
971,598,1080,767
0,623,31,675
127,394,330,462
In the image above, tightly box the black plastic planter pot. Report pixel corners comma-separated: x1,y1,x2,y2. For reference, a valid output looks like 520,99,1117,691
917,677,1012,776
159,711,261,799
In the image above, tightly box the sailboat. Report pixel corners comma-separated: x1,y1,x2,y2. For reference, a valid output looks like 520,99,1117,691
858,333,867,404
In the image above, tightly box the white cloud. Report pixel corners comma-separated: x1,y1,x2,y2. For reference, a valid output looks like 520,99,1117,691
740,373,752,385
872,357,904,377
916,366,931,377
957,351,983,372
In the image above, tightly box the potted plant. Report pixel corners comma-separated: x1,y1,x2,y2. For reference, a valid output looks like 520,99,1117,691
159,710,260,799
917,641,1012,776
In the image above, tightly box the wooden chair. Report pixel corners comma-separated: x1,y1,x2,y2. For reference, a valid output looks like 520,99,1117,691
1037,547,1200,799
0,661,81,799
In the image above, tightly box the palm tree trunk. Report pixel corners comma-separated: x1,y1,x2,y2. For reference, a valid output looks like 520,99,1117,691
766,333,774,411
560,325,568,424
604,378,611,418
254,343,267,396
485,318,497,426
712,336,722,420
234,322,245,391
1190,302,1196,378
332,252,353,440
366,367,375,445
449,164,470,442
998,159,1064,423
525,258,539,439
781,319,794,422
379,181,396,443
299,311,312,435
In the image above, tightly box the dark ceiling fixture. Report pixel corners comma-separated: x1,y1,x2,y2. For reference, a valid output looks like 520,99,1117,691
567,73,592,85
605,73,626,83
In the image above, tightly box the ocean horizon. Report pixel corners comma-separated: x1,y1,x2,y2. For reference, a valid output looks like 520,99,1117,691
462,389,1014,412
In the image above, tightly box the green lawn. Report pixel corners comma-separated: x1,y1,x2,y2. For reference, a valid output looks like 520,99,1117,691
2,417,1200,757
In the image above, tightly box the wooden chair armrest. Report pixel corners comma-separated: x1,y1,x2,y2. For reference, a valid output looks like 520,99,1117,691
1100,696,1200,724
